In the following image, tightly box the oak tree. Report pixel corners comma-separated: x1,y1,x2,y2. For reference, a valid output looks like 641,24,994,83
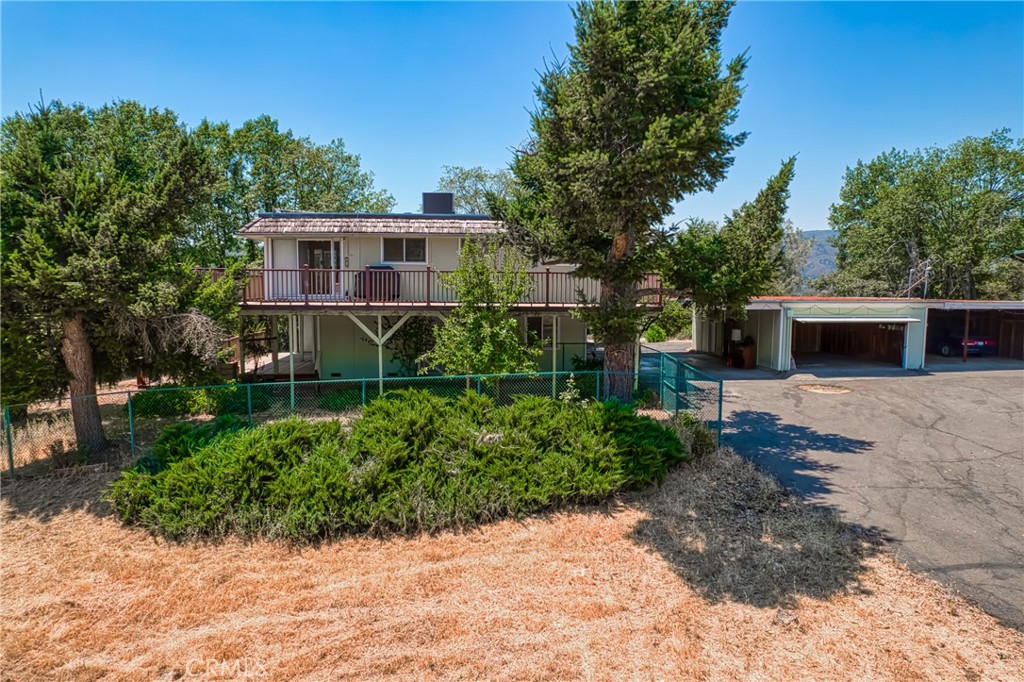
435,165,515,214
820,130,1024,299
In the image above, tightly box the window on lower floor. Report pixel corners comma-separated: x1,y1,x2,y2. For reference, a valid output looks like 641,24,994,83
525,316,553,346
382,237,427,263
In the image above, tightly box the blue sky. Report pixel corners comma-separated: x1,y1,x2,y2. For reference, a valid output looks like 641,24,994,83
3,1,1021,231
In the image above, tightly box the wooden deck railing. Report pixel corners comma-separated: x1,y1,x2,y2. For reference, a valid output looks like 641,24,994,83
198,267,663,308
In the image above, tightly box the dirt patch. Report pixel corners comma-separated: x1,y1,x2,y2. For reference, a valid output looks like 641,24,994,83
798,384,852,394
2,451,1021,681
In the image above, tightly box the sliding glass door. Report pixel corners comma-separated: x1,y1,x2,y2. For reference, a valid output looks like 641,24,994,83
298,240,344,296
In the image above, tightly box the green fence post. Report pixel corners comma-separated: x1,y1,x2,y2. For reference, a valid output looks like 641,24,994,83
246,383,253,425
290,380,296,412
595,371,601,402
126,391,136,458
3,406,14,477
717,378,724,446
659,352,665,407
361,378,367,406
476,376,482,395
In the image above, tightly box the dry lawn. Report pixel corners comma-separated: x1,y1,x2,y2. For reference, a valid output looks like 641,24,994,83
2,449,1021,681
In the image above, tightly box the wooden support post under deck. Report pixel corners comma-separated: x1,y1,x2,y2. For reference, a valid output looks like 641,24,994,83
377,315,384,394
551,314,558,398
289,315,296,410
314,317,320,375
237,332,245,377
270,316,280,374
633,335,641,391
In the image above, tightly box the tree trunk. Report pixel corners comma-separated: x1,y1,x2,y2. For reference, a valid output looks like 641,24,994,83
603,340,635,401
601,231,637,401
60,314,107,457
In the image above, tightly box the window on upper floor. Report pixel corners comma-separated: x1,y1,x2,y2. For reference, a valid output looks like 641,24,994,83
382,237,427,263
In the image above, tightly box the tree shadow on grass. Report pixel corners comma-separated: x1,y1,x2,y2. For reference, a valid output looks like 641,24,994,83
2,469,117,524
627,418,884,609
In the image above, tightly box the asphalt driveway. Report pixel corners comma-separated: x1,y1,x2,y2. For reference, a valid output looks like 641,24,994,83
720,369,1024,629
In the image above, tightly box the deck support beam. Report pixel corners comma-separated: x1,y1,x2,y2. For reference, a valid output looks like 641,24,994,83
313,316,319,369
377,316,384,393
342,311,415,394
270,316,280,374
237,332,245,377
633,333,641,391
551,314,558,398
343,311,379,342
289,314,296,410
380,312,413,345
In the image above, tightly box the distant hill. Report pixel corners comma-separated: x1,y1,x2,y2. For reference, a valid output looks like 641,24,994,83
800,229,837,281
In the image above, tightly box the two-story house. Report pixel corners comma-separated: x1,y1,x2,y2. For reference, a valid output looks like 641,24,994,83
223,192,661,382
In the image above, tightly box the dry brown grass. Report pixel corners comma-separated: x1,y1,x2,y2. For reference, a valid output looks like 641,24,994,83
2,450,1022,681
0,413,78,476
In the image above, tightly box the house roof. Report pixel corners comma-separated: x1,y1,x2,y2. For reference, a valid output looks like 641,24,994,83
751,296,928,303
239,212,505,237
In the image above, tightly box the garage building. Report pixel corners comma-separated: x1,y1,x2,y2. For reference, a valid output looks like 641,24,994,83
693,297,1024,372
926,300,1024,360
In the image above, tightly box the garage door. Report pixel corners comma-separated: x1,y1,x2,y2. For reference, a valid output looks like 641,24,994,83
792,319,911,366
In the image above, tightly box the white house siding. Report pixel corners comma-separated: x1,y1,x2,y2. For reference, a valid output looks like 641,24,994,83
267,239,299,298
693,309,784,371
692,314,723,358
743,309,784,371
301,314,316,355
533,315,587,372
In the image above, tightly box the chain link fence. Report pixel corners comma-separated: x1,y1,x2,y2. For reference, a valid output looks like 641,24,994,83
1,362,721,477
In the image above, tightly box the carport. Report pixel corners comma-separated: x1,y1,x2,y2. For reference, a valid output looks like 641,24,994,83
926,300,1024,362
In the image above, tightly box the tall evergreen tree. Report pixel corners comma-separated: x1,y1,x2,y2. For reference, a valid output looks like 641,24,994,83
1,100,224,454
505,0,746,399
662,158,797,318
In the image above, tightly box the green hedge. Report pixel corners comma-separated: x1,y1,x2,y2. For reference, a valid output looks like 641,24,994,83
128,384,271,418
107,389,687,541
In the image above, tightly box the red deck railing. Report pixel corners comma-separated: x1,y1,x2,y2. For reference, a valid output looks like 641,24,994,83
199,267,662,308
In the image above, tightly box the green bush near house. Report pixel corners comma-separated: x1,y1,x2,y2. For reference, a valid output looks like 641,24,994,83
131,414,249,474
106,389,688,541
128,383,271,418
656,300,693,339
644,324,667,343
128,387,202,418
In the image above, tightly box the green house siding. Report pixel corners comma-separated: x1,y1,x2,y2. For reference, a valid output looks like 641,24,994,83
315,312,586,380
318,315,401,379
